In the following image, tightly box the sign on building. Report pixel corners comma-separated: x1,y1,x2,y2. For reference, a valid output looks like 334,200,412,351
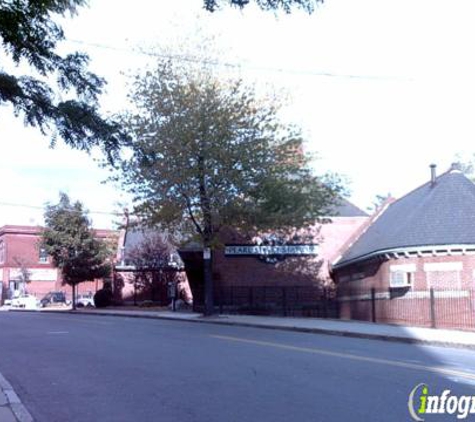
9,268,58,282
225,245,319,256
225,244,319,264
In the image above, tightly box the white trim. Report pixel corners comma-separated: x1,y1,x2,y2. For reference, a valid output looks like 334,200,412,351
390,264,416,272
335,244,475,268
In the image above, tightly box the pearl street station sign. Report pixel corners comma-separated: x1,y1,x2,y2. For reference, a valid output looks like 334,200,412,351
224,244,319,257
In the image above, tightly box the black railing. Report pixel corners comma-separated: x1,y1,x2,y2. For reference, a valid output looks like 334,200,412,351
338,286,475,331
193,285,339,318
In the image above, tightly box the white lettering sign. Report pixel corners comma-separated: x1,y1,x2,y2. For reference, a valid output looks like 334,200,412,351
225,245,319,256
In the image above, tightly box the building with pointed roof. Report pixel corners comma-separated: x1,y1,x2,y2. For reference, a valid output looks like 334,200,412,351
333,164,475,329
114,199,369,312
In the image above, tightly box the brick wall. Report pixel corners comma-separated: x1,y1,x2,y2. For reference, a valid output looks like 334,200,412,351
335,254,475,330
0,225,114,303
211,218,368,290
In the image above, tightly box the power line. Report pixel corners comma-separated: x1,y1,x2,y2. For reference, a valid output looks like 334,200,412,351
0,201,122,216
65,38,412,82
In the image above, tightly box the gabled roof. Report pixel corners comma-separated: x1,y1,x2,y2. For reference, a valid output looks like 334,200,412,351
336,168,475,267
328,198,368,217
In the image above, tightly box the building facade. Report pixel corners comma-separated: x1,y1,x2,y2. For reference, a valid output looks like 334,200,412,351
0,225,114,304
118,199,368,313
333,165,475,330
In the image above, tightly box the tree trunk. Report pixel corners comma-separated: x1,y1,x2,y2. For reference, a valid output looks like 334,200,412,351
72,283,77,311
198,154,215,316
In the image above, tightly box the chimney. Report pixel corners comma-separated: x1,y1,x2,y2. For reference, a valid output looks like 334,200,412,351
430,164,437,186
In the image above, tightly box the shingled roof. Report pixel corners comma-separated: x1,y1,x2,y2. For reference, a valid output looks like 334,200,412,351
328,198,368,217
335,167,475,267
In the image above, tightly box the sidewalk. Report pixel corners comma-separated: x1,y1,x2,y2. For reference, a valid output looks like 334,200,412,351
74,308,475,350
0,373,33,422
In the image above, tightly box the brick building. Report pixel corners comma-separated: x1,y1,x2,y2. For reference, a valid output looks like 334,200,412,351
333,164,475,330
0,225,114,304
114,199,368,311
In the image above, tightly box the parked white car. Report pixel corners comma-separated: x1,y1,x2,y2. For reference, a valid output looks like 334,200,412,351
76,293,95,308
10,294,39,310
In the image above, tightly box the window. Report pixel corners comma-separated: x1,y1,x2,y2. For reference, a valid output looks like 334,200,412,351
389,264,415,288
0,240,4,264
424,262,462,290
39,248,48,263
390,271,413,288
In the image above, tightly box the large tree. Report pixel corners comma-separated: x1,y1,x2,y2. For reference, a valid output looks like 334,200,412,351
40,192,111,309
114,58,343,315
203,0,322,13
0,0,124,159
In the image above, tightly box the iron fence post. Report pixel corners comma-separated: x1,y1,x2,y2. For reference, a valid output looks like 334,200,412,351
430,287,436,328
282,287,287,316
371,288,376,323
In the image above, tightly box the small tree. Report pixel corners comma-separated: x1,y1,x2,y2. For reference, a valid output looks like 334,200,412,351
127,231,179,305
40,193,111,310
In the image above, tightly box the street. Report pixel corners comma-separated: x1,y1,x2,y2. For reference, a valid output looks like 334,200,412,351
1,312,474,422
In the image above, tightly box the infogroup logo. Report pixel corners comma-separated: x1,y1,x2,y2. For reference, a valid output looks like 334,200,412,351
408,383,475,420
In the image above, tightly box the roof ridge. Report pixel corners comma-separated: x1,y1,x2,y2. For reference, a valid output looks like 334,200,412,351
387,166,474,208
332,198,393,265
335,168,475,268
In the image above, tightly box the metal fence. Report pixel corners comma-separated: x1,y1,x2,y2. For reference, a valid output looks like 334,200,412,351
193,285,340,318
338,286,475,331
193,285,475,330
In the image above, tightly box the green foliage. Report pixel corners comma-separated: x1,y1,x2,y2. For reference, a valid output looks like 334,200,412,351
0,0,125,160
40,192,111,287
115,58,343,248
203,0,322,13
367,192,392,214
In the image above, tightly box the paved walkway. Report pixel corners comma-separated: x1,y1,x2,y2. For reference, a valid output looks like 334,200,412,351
0,373,33,422
74,308,475,349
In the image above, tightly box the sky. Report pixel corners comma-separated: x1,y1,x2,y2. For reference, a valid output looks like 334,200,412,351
2,0,475,228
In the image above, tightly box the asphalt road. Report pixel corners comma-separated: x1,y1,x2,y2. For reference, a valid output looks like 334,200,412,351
0,312,474,422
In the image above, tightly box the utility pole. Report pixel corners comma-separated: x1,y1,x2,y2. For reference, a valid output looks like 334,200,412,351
203,247,213,316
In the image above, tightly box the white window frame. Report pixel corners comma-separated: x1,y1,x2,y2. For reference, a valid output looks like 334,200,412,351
389,264,415,288
424,261,462,290
38,248,48,264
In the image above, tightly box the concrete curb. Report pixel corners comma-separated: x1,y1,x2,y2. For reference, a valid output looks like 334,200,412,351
68,310,475,351
0,373,34,422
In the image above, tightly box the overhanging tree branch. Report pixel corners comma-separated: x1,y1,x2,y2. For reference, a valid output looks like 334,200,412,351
0,1,127,159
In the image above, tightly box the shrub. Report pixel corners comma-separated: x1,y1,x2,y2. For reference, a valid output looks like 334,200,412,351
93,289,112,308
